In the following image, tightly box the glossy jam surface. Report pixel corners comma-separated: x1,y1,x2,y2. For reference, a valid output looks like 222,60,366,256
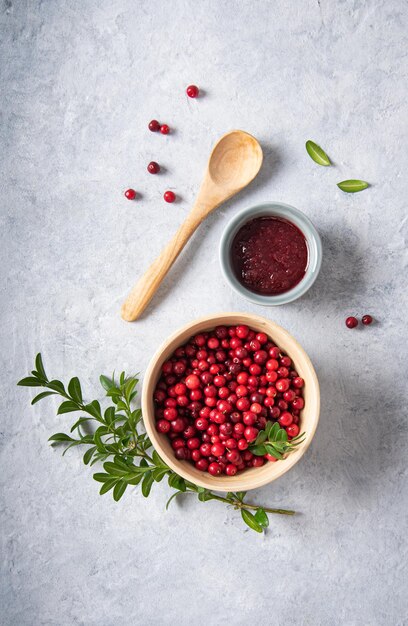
231,216,308,295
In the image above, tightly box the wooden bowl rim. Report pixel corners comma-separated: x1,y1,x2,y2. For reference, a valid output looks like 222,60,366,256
142,312,320,492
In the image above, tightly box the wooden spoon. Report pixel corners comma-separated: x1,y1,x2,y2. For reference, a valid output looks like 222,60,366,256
121,130,263,321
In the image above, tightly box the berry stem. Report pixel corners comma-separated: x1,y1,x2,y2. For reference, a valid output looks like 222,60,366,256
207,493,295,515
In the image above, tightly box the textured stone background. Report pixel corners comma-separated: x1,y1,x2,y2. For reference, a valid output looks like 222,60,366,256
1,1,407,624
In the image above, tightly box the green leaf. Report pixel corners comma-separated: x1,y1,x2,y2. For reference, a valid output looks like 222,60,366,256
141,472,154,497
113,480,127,501
93,472,111,483
166,491,185,510
48,432,76,443
104,406,116,425
126,473,144,485
276,429,288,442
47,380,66,394
255,430,267,446
35,353,47,380
103,462,130,477
337,179,369,193
100,375,113,391
152,467,168,482
17,377,44,387
254,508,269,528
70,417,92,432
305,140,331,166
68,377,82,403
113,455,134,471
31,391,56,405
94,426,108,452
57,401,79,415
152,450,167,468
83,446,96,465
99,478,118,495
270,422,280,439
264,444,283,459
198,491,213,502
124,378,137,401
236,491,246,502
241,509,263,533
168,474,186,492
250,444,267,456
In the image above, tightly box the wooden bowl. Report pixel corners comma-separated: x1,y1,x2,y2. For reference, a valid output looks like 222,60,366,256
142,313,320,492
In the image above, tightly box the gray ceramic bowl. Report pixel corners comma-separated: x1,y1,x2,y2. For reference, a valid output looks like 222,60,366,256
219,202,322,305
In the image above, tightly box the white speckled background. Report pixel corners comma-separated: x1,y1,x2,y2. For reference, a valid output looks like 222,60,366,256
1,1,408,624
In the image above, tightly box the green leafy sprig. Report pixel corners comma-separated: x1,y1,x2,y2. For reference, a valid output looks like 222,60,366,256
18,354,299,534
250,421,305,459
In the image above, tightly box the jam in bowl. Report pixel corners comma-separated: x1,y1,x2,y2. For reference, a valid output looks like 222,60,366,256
220,202,322,305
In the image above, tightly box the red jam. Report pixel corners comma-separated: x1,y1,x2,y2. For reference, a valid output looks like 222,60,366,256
231,216,308,295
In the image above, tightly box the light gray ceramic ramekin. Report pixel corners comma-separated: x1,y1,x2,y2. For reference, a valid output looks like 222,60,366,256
219,202,322,305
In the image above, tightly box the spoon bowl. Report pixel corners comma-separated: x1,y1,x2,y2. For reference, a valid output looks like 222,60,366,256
122,130,263,321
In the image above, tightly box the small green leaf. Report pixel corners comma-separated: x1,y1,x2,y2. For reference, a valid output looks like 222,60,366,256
47,380,66,394
103,461,129,477
254,508,269,528
35,353,47,380
70,417,92,432
17,377,44,387
48,433,76,443
198,491,213,502
250,444,267,456
337,179,369,193
31,391,56,405
241,509,263,533
100,375,113,391
83,446,96,465
94,426,108,452
99,478,118,495
236,491,246,502
113,480,127,501
264,444,283,459
270,422,280,439
126,473,144,485
68,377,82,403
93,472,111,483
305,140,331,166
168,474,186,491
276,429,288,442
153,468,168,482
255,430,267,446
141,472,154,497
104,406,116,425
57,401,79,415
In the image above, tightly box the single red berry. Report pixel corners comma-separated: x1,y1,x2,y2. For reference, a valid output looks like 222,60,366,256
148,119,160,132
265,454,278,462
278,411,293,427
156,419,171,434
195,458,209,471
208,462,222,476
185,374,200,390
147,161,160,174
362,315,373,325
164,190,176,203
346,316,358,329
186,84,199,98
160,124,170,135
124,188,136,200
225,464,237,476
286,424,300,438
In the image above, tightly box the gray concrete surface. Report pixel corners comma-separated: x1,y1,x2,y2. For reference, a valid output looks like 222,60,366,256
1,1,407,624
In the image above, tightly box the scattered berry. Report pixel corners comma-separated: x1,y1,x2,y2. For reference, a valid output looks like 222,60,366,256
160,124,170,135
148,119,160,132
164,190,176,203
124,188,136,200
345,316,358,329
147,161,160,174
362,315,373,325
186,85,199,98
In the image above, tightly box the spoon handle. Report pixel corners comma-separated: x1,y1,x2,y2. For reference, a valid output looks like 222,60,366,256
121,212,204,321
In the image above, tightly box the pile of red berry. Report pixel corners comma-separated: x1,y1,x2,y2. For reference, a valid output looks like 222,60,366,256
153,324,305,477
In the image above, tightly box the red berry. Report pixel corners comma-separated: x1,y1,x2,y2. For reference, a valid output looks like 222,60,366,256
293,377,304,389
156,419,170,433
208,462,222,476
237,438,248,451
278,411,293,427
185,374,200,390
196,458,209,471
286,424,300,438
164,190,176,203
186,84,199,98
148,119,160,132
160,124,170,134
225,464,237,476
244,426,258,442
362,315,373,325
265,454,278,462
147,161,160,174
346,316,358,329
252,457,264,467
292,397,304,410
124,188,136,200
